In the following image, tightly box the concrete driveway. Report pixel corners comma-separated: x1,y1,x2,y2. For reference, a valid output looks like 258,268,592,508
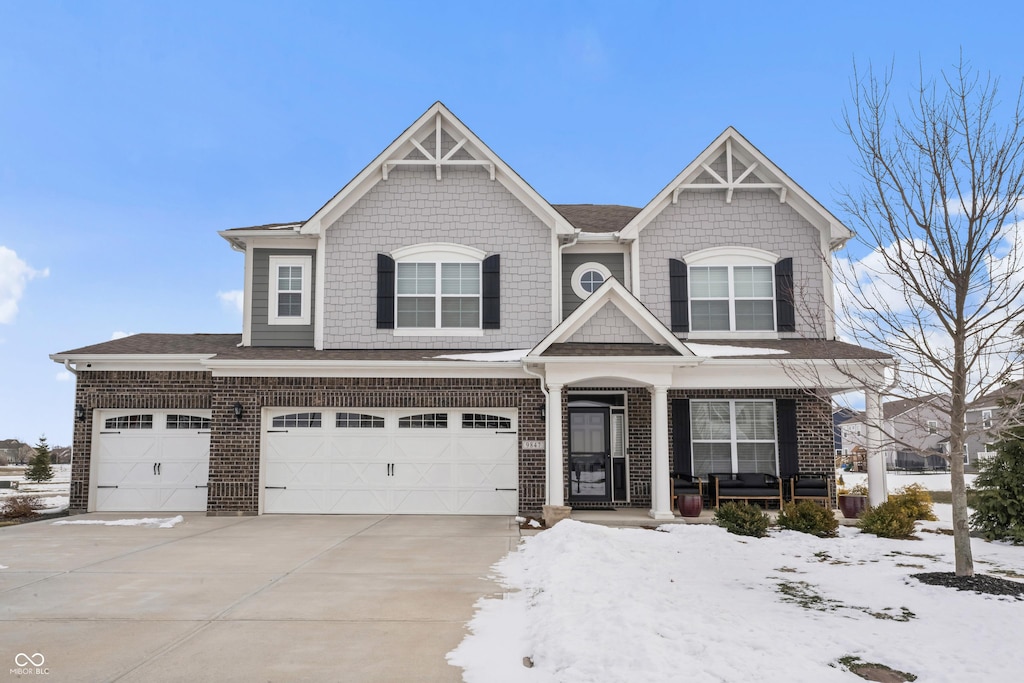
0,514,520,682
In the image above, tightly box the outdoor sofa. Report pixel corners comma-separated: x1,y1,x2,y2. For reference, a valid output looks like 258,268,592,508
708,472,784,509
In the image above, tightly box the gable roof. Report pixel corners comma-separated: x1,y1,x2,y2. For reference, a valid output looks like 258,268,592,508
299,102,575,238
617,127,853,248
553,204,640,233
527,278,691,358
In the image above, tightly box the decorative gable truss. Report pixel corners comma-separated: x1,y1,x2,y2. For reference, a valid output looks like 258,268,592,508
383,112,496,181
673,137,785,205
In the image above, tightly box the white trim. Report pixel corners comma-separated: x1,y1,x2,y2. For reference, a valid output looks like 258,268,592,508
393,328,484,337
314,236,326,350
242,242,253,346
570,262,612,300
688,263,776,335
684,246,779,266
268,255,312,326
528,278,692,358
203,358,530,379
689,398,779,476
391,242,486,262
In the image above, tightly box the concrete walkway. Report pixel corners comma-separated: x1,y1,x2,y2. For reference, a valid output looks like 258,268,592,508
0,514,520,682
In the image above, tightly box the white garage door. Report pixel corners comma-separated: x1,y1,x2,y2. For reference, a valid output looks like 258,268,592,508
263,409,518,515
93,410,211,512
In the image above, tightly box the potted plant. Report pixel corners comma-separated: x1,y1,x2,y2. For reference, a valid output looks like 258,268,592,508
837,483,869,519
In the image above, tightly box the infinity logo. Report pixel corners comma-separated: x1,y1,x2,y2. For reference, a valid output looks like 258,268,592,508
14,652,45,667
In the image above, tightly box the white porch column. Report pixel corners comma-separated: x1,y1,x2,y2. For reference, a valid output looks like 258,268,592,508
865,386,888,507
649,385,673,520
547,383,565,507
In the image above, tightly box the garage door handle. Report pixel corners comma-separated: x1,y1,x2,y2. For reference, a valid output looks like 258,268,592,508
100,431,120,434
267,429,289,433
198,430,211,434
265,486,287,490
495,488,517,491
496,431,517,434
97,485,118,489
195,485,208,489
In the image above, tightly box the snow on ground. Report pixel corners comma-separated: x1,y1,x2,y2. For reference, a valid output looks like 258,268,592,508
840,469,977,493
1,463,71,514
451,472,1020,683
52,515,184,529
450,520,1024,683
684,342,789,357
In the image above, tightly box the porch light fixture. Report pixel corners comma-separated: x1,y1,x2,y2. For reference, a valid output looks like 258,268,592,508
232,402,244,420
75,404,86,422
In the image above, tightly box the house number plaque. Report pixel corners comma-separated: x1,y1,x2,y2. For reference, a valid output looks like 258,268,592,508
521,440,545,450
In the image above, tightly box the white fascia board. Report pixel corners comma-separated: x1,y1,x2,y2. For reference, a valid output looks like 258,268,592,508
314,235,326,350
529,278,690,357
201,359,530,379
618,127,854,244
50,354,215,372
302,102,575,238
673,358,892,391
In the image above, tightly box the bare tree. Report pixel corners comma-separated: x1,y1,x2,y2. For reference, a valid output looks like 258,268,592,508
837,57,1024,576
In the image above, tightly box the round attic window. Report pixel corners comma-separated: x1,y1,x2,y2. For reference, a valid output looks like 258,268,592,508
571,262,612,299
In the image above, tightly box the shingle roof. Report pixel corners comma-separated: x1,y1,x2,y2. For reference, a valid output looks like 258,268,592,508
552,204,641,233
55,334,891,363
222,222,302,232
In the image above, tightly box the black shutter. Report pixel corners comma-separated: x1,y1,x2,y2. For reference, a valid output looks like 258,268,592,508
672,399,692,475
777,399,799,477
775,257,795,332
669,258,689,333
482,254,500,329
376,254,395,329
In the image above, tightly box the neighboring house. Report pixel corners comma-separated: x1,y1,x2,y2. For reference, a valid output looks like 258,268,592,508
841,394,949,470
833,406,858,455
963,384,1023,467
51,102,891,519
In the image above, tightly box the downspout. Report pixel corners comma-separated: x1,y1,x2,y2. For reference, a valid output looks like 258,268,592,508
63,360,78,376
522,361,551,506
554,230,581,322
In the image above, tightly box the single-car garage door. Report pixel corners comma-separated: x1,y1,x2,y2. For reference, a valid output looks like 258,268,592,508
263,408,518,515
92,410,211,512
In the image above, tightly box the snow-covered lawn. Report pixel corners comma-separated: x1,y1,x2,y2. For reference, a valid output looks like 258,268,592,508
0,463,70,515
52,515,184,528
451,472,1021,683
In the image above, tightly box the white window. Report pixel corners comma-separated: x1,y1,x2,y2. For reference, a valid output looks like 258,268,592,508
684,246,779,336
927,420,938,434
392,243,485,332
690,400,777,477
982,410,992,429
690,265,774,331
268,255,312,325
571,262,612,299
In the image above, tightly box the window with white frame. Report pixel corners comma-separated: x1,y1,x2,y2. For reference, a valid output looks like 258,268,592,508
571,262,612,299
684,246,780,335
927,420,938,434
690,265,774,331
393,244,484,330
690,400,777,477
268,255,312,325
982,410,992,429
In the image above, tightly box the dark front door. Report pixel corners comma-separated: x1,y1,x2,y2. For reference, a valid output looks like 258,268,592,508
569,407,611,501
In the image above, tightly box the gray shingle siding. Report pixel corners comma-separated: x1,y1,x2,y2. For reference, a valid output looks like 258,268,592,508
251,248,316,347
323,166,552,349
566,303,649,344
637,191,826,338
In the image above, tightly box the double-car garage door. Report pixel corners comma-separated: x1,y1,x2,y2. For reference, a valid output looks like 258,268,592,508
263,408,518,515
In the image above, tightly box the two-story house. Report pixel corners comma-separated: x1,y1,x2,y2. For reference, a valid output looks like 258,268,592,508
51,102,892,520
841,394,948,471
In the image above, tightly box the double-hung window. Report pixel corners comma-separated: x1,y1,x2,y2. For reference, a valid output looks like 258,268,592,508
396,261,481,329
690,265,774,331
268,255,312,325
690,399,777,477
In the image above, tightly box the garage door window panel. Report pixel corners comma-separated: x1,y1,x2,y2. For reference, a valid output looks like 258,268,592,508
166,415,211,430
335,412,385,428
398,413,448,429
104,415,153,430
462,413,512,429
272,412,322,428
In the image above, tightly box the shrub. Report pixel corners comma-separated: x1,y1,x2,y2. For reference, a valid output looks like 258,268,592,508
714,502,770,538
970,428,1024,544
890,483,938,521
778,500,839,537
858,499,917,538
1,495,44,519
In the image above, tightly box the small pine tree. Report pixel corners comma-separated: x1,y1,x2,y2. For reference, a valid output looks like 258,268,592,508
970,427,1024,544
24,435,55,483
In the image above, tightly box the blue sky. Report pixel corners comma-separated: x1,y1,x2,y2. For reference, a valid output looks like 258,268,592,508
1,0,1020,446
